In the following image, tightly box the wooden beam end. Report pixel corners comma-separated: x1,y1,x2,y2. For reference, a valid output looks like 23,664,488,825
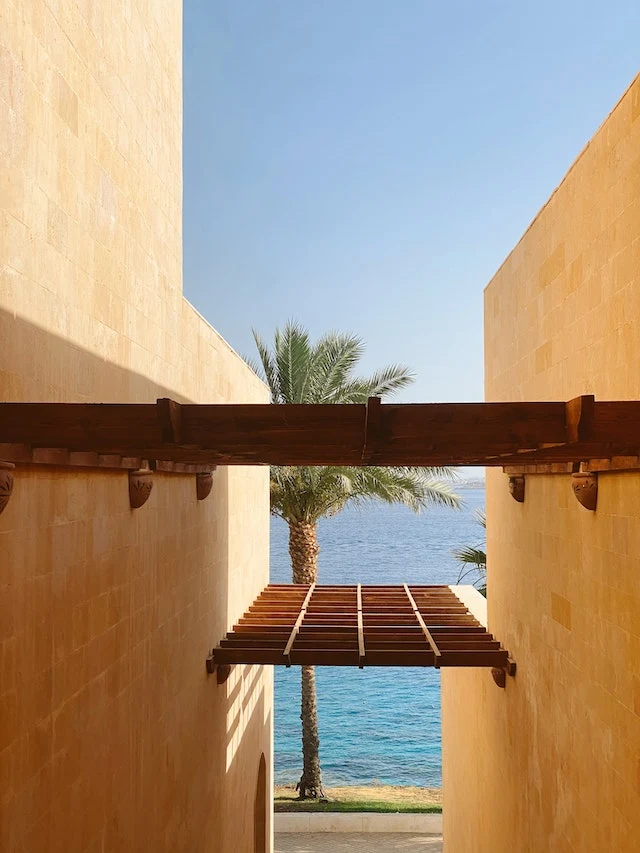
565,394,595,443
157,397,183,444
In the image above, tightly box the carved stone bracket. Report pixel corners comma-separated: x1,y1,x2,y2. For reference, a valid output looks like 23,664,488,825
572,471,597,511
508,474,525,503
205,652,233,684
0,462,15,516
216,664,233,685
196,471,214,501
129,468,153,509
492,658,517,689
491,667,506,688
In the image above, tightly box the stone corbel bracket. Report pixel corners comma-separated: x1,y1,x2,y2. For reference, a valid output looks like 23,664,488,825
508,474,525,503
0,462,15,516
196,470,214,501
491,658,517,688
205,652,233,684
129,468,153,509
571,471,598,511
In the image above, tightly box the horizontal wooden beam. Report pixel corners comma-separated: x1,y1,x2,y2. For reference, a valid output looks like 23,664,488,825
504,455,640,475
2,397,640,467
0,442,214,473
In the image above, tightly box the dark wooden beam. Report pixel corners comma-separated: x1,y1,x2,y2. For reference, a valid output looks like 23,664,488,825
1,397,639,467
157,398,183,444
565,394,594,443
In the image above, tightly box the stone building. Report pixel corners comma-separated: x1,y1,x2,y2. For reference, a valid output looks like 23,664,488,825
2,2,640,852
443,74,640,852
1,1,271,851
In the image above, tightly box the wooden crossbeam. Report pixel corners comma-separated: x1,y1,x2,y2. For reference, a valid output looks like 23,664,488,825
357,584,365,668
2,396,638,467
404,584,442,668
283,583,316,665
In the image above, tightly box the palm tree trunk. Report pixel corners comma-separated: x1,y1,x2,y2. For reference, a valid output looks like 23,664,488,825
299,664,323,798
288,520,319,584
288,520,324,799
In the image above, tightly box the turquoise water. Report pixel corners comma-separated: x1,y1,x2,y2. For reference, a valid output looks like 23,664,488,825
271,487,486,787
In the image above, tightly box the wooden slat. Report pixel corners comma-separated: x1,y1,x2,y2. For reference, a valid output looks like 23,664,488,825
357,584,365,667
404,584,442,667
283,583,316,664
213,646,509,668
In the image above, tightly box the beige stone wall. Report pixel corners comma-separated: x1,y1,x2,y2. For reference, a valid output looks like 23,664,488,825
0,2,271,852
442,75,640,852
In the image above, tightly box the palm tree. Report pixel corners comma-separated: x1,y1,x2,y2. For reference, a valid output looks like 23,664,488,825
247,322,460,799
453,509,486,596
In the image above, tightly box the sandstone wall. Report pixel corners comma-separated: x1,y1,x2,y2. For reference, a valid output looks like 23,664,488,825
0,2,271,851
442,75,640,852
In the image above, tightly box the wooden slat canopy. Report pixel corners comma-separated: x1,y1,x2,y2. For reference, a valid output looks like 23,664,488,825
1,394,640,468
212,584,509,668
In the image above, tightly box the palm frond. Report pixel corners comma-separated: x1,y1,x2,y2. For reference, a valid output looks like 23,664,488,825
273,321,313,404
308,333,365,403
453,507,487,592
242,354,266,382
355,365,415,399
252,329,280,401
452,545,487,567
348,467,460,511
269,464,460,522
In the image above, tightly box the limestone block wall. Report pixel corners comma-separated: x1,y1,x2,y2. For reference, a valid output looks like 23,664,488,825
0,1,271,852
442,75,640,852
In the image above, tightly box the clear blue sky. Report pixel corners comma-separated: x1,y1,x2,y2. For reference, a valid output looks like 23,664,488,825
183,0,639,403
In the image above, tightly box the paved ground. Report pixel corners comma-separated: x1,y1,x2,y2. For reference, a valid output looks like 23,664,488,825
275,834,443,852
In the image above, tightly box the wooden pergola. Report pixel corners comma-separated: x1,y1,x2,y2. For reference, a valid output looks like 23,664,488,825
3,393,638,675
210,584,510,671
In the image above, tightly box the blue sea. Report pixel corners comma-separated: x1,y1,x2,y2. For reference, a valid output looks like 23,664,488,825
271,485,486,788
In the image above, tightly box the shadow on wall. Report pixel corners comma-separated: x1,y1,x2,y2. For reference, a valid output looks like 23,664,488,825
0,306,225,404
0,308,271,852
255,753,267,853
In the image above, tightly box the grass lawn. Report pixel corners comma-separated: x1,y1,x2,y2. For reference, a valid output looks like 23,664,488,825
274,785,442,814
